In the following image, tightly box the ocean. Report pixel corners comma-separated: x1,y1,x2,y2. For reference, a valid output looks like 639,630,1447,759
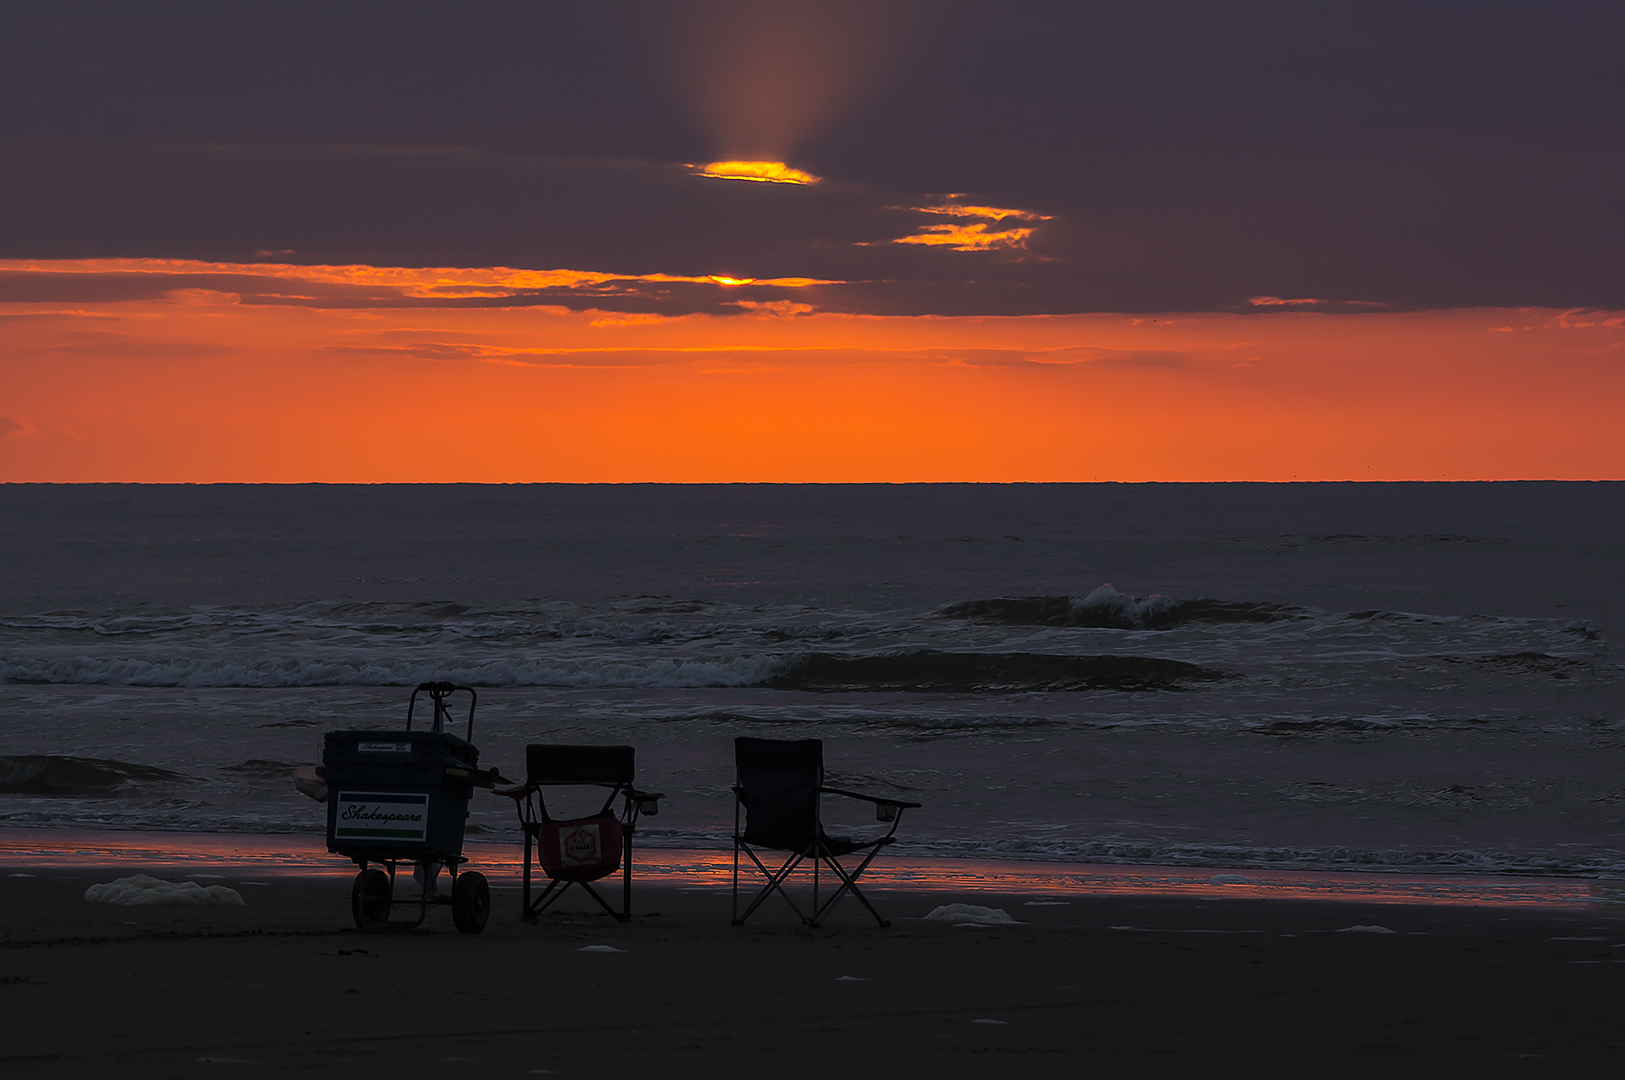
1,482,1620,877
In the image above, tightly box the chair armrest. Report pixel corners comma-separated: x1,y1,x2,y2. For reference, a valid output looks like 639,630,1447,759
820,787,921,808
446,764,516,790
490,782,534,801
821,787,922,822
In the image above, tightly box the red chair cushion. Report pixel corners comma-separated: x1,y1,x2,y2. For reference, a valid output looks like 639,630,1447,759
538,815,623,882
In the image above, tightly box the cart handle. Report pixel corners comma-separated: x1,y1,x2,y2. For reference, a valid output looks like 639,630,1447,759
406,682,478,742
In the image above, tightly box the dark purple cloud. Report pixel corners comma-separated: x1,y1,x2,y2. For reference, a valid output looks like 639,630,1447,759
1,1,1620,315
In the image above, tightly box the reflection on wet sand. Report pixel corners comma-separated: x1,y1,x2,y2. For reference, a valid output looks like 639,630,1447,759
0,828,1605,908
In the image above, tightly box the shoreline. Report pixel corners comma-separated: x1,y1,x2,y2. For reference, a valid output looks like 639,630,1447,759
4,826,1615,910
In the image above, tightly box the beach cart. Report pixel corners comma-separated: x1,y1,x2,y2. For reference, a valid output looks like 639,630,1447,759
322,682,496,933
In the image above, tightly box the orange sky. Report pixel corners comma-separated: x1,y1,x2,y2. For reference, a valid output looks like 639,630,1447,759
2,259,1621,482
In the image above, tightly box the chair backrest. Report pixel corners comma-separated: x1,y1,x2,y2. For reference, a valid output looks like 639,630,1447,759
735,737,823,850
526,744,635,786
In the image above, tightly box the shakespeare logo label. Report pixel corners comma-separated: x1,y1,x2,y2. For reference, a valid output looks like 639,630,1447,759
357,741,412,753
335,791,428,841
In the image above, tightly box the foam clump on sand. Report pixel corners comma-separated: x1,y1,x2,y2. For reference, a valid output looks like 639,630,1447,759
923,903,1023,926
84,874,247,907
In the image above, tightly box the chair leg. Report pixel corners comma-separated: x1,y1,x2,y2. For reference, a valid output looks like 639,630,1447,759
623,827,633,919
578,881,629,922
521,827,535,922
732,841,811,926
811,845,892,928
524,878,565,921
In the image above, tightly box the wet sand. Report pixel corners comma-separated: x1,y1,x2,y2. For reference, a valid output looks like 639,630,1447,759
4,863,1625,1076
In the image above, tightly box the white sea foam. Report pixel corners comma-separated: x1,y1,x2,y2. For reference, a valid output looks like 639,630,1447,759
1071,584,1178,627
84,874,246,907
923,903,1023,926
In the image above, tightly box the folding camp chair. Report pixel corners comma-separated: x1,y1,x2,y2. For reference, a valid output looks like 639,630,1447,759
500,744,662,923
731,737,920,928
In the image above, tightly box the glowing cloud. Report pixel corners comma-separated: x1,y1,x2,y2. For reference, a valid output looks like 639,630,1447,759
0,258,839,308
1250,295,1325,307
731,299,814,315
692,160,822,184
888,201,1051,252
1247,295,1385,311
910,203,1049,222
893,222,1038,252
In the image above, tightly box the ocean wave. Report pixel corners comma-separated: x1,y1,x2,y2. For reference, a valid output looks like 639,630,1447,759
217,759,303,781
888,836,1625,877
942,585,1301,630
1,604,903,649
649,710,1070,733
0,653,789,689
0,648,1223,692
0,755,194,797
770,650,1228,692
1451,652,1597,679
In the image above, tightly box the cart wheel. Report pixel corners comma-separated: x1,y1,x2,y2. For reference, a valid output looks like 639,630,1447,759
351,868,392,928
452,871,490,934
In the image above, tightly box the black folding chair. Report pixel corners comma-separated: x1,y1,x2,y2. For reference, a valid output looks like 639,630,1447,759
500,744,663,923
731,737,920,928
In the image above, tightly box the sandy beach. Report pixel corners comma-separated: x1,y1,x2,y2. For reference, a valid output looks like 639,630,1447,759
5,845,1625,1076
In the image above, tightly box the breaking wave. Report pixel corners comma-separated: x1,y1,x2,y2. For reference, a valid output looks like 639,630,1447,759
0,755,193,797
771,650,1228,692
0,649,1223,692
942,585,1301,629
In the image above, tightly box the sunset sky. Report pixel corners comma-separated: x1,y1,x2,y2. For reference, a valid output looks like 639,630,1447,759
3,1,1622,481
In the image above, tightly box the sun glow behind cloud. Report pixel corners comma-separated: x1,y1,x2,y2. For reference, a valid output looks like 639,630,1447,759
691,160,821,184
890,201,1052,252
0,258,838,308
2,259,1622,482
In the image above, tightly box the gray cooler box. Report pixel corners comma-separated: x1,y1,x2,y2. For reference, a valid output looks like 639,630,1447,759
323,729,479,864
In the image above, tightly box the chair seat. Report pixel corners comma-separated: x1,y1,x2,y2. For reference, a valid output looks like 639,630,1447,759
818,833,893,858
514,744,661,924
732,833,895,858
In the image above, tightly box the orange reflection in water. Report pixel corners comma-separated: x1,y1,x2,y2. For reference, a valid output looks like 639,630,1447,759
0,829,1605,908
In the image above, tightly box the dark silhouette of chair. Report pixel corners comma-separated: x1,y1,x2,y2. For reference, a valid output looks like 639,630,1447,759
732,736,920,928
500,744,662,923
